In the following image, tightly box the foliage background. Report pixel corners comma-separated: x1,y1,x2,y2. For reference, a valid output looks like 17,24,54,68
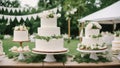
0,0,119,37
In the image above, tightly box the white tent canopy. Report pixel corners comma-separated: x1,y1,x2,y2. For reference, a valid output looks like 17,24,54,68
78,1,120,24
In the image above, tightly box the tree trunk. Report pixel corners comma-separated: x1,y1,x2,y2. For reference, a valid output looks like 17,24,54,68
68,18,71,38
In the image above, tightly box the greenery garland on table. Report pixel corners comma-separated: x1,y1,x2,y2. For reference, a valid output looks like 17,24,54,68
35,35,63,42
73,53,110,63
7,52,67,63
90,34,102,38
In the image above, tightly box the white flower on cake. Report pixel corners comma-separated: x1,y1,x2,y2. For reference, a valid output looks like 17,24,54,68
57,13,61,17
14,25,27,31
78,43,107,50
92,22,102,29
86,22,102,30
91,45,96,50
86,23,93,29
40,10,61,18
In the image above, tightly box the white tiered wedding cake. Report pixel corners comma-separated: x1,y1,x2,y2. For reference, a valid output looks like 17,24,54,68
13,25,29,41
78,22,107,50
0,40,4,55
33,10,67,52
112,31,120,50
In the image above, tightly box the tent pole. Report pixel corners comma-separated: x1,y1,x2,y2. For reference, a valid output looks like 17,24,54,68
112,20,116,32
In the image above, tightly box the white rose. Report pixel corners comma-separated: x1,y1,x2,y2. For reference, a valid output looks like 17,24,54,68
91,45,94,49
92,22,102,29
58,6,62,11
66,12,69,15
70,11,75,14
23,26,27,30
86,23,93,29
73,8,77,12
14,26,19,31
57,13,61,17
19,25,24,31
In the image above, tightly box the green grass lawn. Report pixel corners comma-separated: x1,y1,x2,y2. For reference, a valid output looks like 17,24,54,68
2,38,79,56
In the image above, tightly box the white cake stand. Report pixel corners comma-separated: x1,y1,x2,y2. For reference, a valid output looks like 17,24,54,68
12,41,29,60
32,48,68,62
0,52,5,61
77,48,108,60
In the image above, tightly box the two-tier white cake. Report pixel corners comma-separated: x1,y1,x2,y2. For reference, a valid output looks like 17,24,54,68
33,10,67,52
78,22,107,50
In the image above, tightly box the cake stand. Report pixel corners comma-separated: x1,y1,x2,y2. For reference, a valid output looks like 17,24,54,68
32,48,68,62
13,41,29,60
77,48,108,60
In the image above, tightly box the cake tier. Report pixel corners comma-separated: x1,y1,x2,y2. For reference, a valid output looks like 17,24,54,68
13,31,29,41
82,37,103,46
41,17,57,27
85,29,100,37
112,41,120,48
114,37,120,41
38,27,60,36
35,38,64,51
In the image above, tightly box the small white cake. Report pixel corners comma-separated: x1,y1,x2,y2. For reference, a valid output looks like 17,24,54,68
13,25,29,41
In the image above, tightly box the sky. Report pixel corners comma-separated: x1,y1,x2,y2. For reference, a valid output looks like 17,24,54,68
19,0,39,7
10,0,39,8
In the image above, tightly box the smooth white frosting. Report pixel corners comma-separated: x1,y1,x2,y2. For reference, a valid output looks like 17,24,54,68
112,41,120,48
85,29,100,37
35,38,64,51
13,31,29,41
112,37,120,49
41,17,57,27
38,27,60,36
82,37,103,46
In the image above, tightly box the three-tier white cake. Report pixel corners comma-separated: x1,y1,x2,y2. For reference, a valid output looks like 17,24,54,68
78,22,107,50
33,10,67,52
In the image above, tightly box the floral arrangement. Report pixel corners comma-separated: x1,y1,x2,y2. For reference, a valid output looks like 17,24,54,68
35,35,63,42
86,22,102,29
41,10,61,18
78,43,107,50
101,31,113,36
89,34,102,38
14,25,28,31
114,31,120,37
